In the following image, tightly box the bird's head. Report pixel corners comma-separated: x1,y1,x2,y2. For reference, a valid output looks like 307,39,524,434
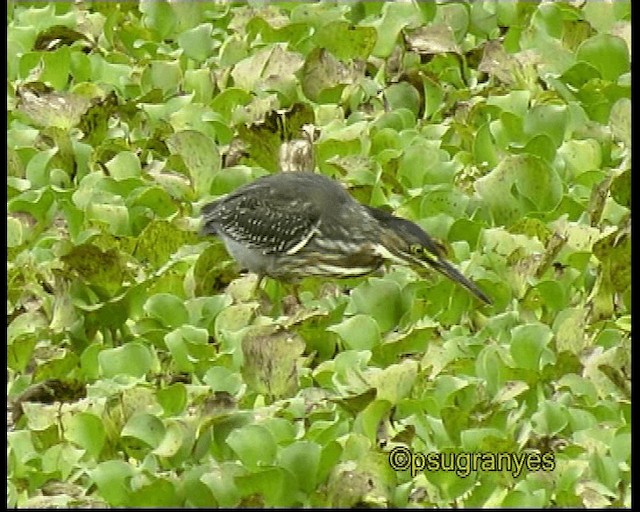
366,207,446,267
367,206,491,304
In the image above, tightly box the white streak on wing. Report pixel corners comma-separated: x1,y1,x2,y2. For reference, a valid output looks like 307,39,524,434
371,243,407,265
312,263,374,276
285,220,321,255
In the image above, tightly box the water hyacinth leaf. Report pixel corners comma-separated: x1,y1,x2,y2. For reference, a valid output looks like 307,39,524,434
19,46,71,90
98,343,154,378
203,366,243,395
312,21,376,61
609,97,630,147
523,104,568,148
328,314,381,351
200,465,241,508
370,359,418,404
609,169,630,209
105,151,141,181
241,328,305,398
62,244,125,297
278,441,322,493
166,130,221,197
475,154,562,225
576,34,629,82
353,398,392,443
226,424,277,468
156,383,187,417
121,413,166,449
63,412,106,458
371,2,423,58
235,467,291,507
231,45,303,93
144,293,189,329
531,400,568,436
165,325,213,373
557,139,602,179
90,460,135,507
385,82,421,118
178,23,214,62
134,219,200,269
18,88,92,129
130,478,181,507
152,419,189,458
510,323,554,371
346,278,403,333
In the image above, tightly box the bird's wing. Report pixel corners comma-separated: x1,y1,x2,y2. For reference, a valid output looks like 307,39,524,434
202,195,321,255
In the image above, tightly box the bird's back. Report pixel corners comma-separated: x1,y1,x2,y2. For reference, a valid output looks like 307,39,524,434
201,173,355,235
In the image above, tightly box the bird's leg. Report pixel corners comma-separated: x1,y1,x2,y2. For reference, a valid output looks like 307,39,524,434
253,273,278,315
255,273,265,295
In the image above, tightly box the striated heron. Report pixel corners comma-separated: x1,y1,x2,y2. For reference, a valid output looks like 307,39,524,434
200,172,491,304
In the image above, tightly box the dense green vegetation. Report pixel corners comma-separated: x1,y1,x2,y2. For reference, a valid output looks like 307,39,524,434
7,0,630,507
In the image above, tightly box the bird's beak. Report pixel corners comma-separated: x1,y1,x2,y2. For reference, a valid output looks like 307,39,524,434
422,255,492,305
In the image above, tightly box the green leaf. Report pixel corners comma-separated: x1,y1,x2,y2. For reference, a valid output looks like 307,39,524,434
139,0,176,39
576,34,630,82
313,21,377,60
510,323,554,371
328,314,381,351
127,185,178,218
231,45,303,93
609,97,631,147
90,460,134,507
144,293,189,329
353,399,392,442
531,400,568,436
278,441,322,493
235,467,289,507
346,278,403,333
200,465,241,508
7,216,25,248
98,343,154,378
165,325,213,373
166,130,221,197
121,413,166,448
486,90,531,117
523,104,568,148
371,2,423,58
20,46,71,90
557,139,602,179
226,424,277,469
473,122,498,169
130,478,181,507
63,412,106,459
370,359,418,404
502,490,547,508
105,151,141,181
62,244,125,297
385,82,421,118
475,154,562,225
610,169,630,209
177,23,214,62
203,366,242,395
25,148,58,188
156,383,187,417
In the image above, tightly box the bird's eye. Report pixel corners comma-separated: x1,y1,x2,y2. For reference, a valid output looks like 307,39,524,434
410,244,423,256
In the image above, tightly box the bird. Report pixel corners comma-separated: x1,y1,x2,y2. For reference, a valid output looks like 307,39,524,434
200,172,491,304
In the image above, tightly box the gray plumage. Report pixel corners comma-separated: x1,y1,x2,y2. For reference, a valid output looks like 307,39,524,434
200,172,490,303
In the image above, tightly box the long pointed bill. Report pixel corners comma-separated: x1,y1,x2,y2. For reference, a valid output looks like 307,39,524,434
429,257,492,305
373,242,492,304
